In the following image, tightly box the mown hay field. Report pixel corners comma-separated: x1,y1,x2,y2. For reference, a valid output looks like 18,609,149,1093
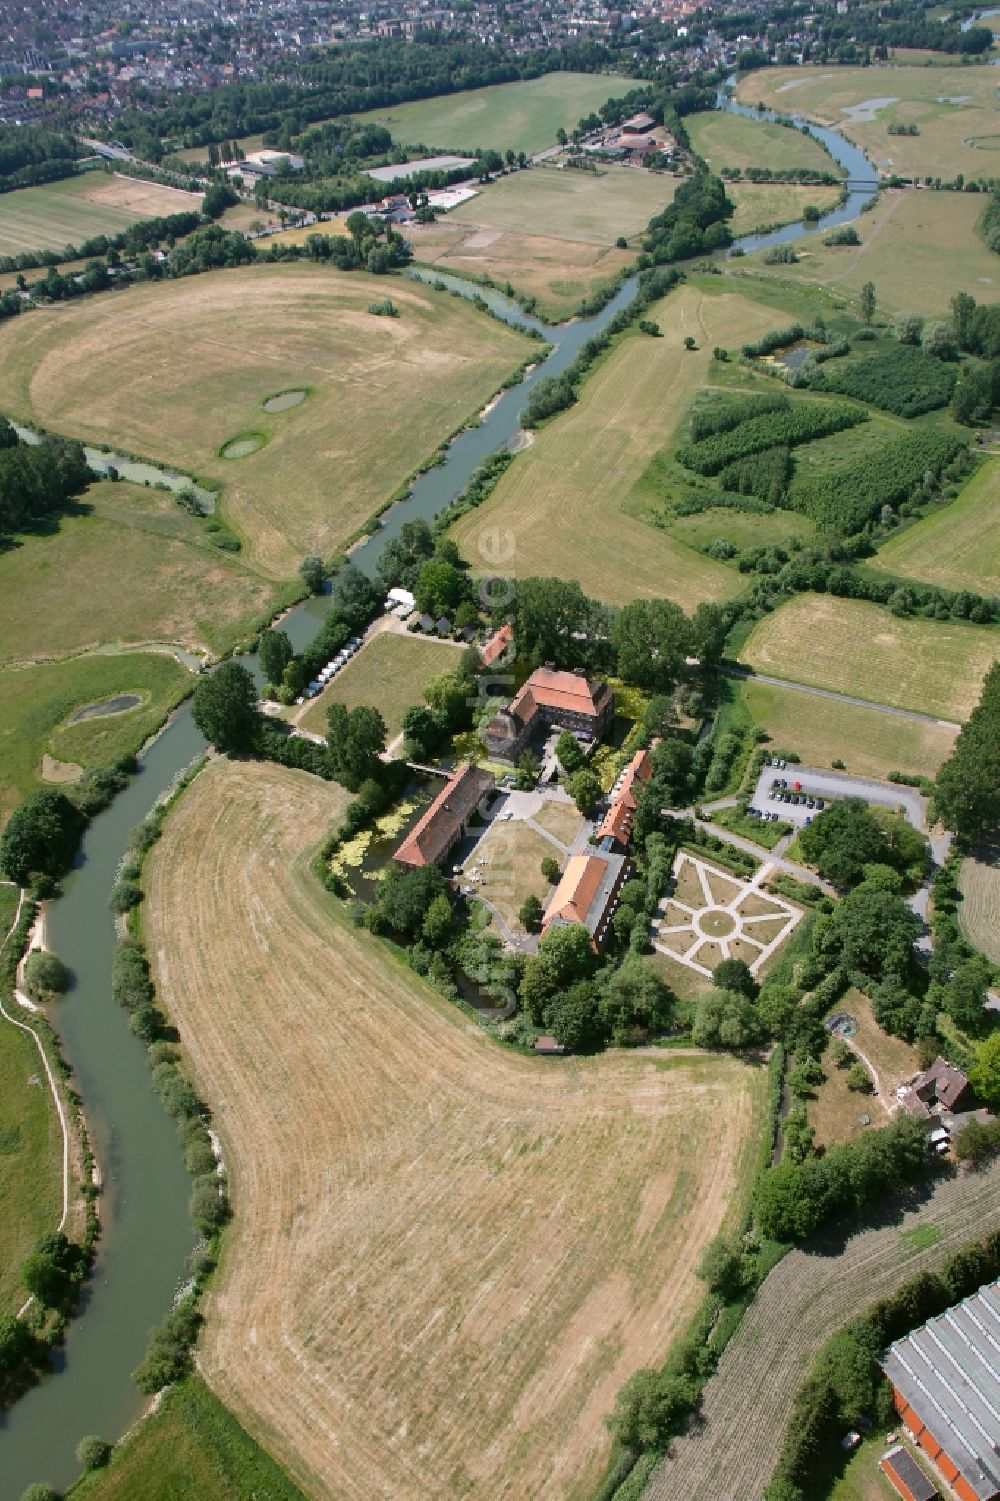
740,189,1000,316
353,73,645,156
736,62,1000,180
0,172,204,257
646,1155,1000,1501
449,283,777,608
741,678,959,779
875,457,1000,598
957,841,1000,963
0,480,283,666
449,163,678,244
740,595,999,721
686,110,842,176
727,180,842,234
297,628,462,738
0,263,533,577
145,758,767,1501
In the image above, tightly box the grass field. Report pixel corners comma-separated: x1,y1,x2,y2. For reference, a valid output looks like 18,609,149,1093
0,172,204,257
875,458,1000,598
297,628,461,738
736,62,1000,181
808,990,920,1148
450,163,677,244
144,757,766,1501
354,73,645,156
740,595,999,721
67,1378,306,1501
669,506,814,554
646,1154,1000,1501
0,263,533,578
0,651,192,827
450,282,778,608
686,110,842,176
740,188,1000,315
957,840,1000,963
0,480,283,666
742,678,959,779
727,180,843,235
463,818,557,934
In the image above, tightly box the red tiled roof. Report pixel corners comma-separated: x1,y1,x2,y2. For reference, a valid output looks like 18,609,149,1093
480,623,513,667
394,763,495,868
544,854,606,928
597,800,633,844
509,667,611,721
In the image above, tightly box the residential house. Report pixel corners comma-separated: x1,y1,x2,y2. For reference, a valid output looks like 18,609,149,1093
483,666,614,761
479,621,514,667
394,763,495,869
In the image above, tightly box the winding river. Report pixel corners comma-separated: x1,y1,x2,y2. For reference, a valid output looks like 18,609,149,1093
0,97,877,1499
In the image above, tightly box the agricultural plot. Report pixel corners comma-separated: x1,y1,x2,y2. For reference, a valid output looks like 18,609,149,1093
449,162,678,244
0,263,533,578
736,63,1000,180
740,595,999,721
0,172,203,257
686,110,842,176
297,628,461,739
353,73,645,156
742,679,958,780
449,283,779,608
144,758,766,1501
957,841,1000,963
645,1154,1000,1501
0,480,282,666
875,458,1000,599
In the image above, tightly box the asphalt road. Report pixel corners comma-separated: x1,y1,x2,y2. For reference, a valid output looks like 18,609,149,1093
751,763,928,832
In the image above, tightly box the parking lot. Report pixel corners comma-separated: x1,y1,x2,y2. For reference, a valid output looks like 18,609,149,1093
749,761,928,832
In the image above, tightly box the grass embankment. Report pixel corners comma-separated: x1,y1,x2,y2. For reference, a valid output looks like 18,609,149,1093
0,481,286,666
353,72,645,156
875,457,1000,599
297,629,461,739
144,757,766,1501
740,594,999,721
449,282,778,608
686,110,843,177
0,263,534,577
67,1377,307,1501
0,173,204,258
0,652,192,827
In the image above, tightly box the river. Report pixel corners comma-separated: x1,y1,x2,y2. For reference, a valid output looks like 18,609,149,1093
0,98,877,1500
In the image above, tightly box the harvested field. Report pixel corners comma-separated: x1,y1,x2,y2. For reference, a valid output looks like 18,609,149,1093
297,629,461,739
645,1156,1000,1501
449,284,776,608
448,163,677,244
0,263,533,577
740,594,999,720
875,458,1000,598
0,172,204,257
145,758,766,1501
686,110,842,176
742,679,959,780
957,840,1000,963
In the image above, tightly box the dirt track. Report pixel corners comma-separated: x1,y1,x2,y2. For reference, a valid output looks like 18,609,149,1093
144,759,766,1501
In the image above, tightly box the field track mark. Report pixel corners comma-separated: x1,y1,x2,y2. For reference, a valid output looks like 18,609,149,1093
725,667,962,729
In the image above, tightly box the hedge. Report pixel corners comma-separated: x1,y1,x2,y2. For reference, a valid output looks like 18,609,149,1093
676,401,866,476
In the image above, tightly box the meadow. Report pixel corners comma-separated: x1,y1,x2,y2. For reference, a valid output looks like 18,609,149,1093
0,651,192,826
297,628,462,739
726,180,842,235
449,282,779,608
686,110,842,176
807,990,919,1149
736,62,1000,181
957,841,1000,963
740,594,999,720
875,458,1000,599
0,172,204,257
0,263,533,578
741,677,959,780
449,162,678,244
145,757,766,1501
354,72,645,156
0,480,285,666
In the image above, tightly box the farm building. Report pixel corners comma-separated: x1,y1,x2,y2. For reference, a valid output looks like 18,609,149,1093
541,850,631,952
881,1279,1000,1501
880,1446,938,1501
483,666,614,761
596,747,653,849
394,763,495,869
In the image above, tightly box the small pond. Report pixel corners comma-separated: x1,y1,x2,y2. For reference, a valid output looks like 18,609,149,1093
69,694,141,723
773,339,823,371
220,433,267,460
263,389,308,414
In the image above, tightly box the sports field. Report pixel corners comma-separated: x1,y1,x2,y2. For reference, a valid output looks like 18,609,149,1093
0,481,283,666
742,189,1000,315
0,173,204,257
875,458,1000,598
145,758,766,1501
740,595,999,721
0,263,533,577
449,283,778,608
686,110,841,176
354,73,644,156
297,628,461,738
450,163,677,244
736,63,1000,180
957,841,1000,964
741,678,958,780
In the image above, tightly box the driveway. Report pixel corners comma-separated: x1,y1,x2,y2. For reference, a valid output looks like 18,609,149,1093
751,763,928,833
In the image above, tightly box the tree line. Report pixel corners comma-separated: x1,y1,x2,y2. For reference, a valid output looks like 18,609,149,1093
0,421,92,540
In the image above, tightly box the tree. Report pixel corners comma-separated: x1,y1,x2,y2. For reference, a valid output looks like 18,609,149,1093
692,988,760,1050
401,703,446,760
415,559,467,619
598,961,673,1043
425,669,474,731
799,798,927,890
258,627,292,688
893,313,923,346
612,598,690,693
330,562,380,630
689,602,727,669
819,880,919,980
698,1235,742,1297
935,663,1000,837
860,280,876,324
21,1231,84,1310
970,1032,1000,1109
567,768,602,816
683,335,697,350
515,750,540,791
755,1160,822,1241
19,1487,61,1501
0,789,85,887
712,958,755,997
190,1175,228,1235
23,949,69,1001
951,365,993,425
202,182,238,219
847,1061,874,1093
607,1366,697,1453
541,855,561,883
519,894,544,931
512,577,608,671
375,864,448,936
192,662,261,756
555,730,584,774
326,702,387,788
422,893,453,948
0,1313,39,1392
544,980,604,1051
298,554,325,594
942,955,993,1036
76,1437,112,1470
923,320,958,361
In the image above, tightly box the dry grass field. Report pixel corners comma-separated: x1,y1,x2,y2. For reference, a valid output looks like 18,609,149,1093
0,172,204,256
742,679,959,779
145,758,766,1501
297,628,461,738
449,164,677,244
646,1154,1000,1501
0,263,533,577
957,840,1000,963
735,62,1000,180
449,283,776,608
740,595,999,721
686,110,842,176
875,458,1000,598
727,180,842,234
